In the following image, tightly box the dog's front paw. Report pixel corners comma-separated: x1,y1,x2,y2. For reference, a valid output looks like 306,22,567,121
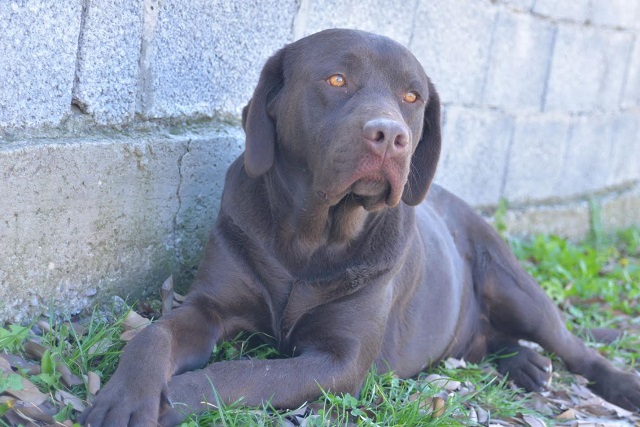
495,345,552,392
590,370,640,412
79,376,170,427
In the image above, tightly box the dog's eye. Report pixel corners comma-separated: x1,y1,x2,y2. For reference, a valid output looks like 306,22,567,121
327,74,346,88
403,91,419,103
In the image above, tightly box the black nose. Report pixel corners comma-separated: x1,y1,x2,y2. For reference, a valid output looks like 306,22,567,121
362,118,410,158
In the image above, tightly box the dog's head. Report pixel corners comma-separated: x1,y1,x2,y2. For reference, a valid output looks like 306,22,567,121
242,29,441,211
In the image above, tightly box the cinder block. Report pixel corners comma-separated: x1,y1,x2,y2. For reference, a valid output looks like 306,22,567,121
590,0,640,29
598,31,635,109
435,107,513,207
622,39,640,108
602,185,640,231
0,1,82,127
607,112,640,186
532,0,590,22
72,0,142,124
141,1,297,119
174,127,244,286
297,0,415,45
556,115,616,197
410,0,496,105
483,12,555,111
0,125,243,322
503,202,591,240
503,116,570,203
544,26,633,113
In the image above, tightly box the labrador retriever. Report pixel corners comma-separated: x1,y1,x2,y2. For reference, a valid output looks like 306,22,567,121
81,29,640,426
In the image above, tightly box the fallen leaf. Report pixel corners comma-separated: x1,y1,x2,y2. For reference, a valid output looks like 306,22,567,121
3,408,40,427
11,401,55,423
469,407,478,423
120,329,140,341
63,321,87,337
424,374,461,392
0,357,11,372
36,320,51,335
161,275,174,316
475,406,489,424
3,376,47,406
57,362,83,387
88,338,112,356
444,357,466,369
556,408,576,420
0,354,39,373
54,390,86,412
122,311,150,332
23,341,46,361
522,414,547,427
87,371,100,396
432,396,446,417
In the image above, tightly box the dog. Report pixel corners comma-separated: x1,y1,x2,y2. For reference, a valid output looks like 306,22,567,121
81,29,640,426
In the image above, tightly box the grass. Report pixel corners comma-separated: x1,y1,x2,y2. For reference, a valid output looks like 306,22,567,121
1,226,639,426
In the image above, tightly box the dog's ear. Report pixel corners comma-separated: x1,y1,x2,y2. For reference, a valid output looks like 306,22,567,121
243,49,285,177
401,80,442,206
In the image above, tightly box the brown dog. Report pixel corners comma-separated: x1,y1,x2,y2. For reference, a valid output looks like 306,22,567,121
81,29,640,426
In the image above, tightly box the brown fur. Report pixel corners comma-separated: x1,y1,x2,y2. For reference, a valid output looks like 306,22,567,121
81,29,640,426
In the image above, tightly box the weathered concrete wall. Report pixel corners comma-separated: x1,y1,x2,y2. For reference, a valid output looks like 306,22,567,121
1,0,639,322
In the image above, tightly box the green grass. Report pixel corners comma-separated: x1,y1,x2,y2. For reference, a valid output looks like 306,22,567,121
1,226,639,426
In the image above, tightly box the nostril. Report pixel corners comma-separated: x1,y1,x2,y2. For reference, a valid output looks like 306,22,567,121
374,131,385,142
394,134,408,148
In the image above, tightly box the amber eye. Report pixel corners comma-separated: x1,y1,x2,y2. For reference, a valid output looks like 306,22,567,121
404,91,418,103
327,74,346,87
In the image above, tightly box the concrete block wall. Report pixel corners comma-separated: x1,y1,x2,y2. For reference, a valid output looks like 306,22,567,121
1,0,639,322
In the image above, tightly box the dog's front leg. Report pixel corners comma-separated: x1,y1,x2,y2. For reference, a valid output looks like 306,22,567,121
80,301,220,427
157,292,388,426
158,351,366,425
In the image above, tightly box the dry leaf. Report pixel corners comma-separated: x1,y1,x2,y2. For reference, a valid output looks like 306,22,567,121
522,414,547,427
161,275,174,316
556,408,577,420
36,320,51,334
54,390,86,412
1,354,39,373
23,341,46,361
11,401,55,423
57,362,83,387
3,409,40,427
444,357,466,369
63,321,87,336
432,396,446,417
3,377,48,406
120,329,140,341
469,407,478,423
88,338,112,356
0,356,11,372
122,311,150,332
87,371,101,396
424,374,461,392
475,406,489,424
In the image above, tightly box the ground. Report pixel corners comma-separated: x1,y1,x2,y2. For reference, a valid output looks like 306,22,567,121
1,226,639,426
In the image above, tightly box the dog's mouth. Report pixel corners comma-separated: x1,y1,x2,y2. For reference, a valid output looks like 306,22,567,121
349,175,391,211
351,174,389,197
316,153,408,210
320,169,401,211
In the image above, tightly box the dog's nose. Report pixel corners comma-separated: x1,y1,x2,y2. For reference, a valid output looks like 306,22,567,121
363,118,410,158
